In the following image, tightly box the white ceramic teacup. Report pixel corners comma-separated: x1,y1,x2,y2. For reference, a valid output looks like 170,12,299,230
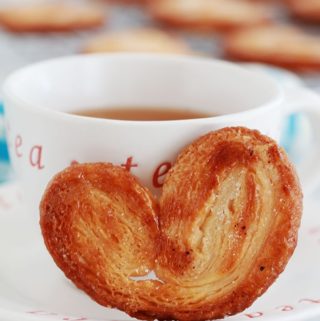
3,54,320,220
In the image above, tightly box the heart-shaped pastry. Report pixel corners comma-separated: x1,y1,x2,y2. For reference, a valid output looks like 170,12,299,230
224,25,320,71
82,28,193,55
40,127,302,321
0,3,105,32
148,0,272,32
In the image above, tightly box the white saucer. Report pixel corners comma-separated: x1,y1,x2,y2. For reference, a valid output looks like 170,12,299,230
0,183,319,321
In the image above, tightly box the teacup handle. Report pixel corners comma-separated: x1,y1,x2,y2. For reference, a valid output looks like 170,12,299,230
283,86,320,195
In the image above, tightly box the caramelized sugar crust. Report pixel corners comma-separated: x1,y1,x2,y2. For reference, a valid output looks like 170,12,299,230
40,127,302,321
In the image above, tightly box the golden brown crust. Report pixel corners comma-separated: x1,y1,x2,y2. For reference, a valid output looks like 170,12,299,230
148,0,272,32
40,127,302,321
224,25,320,72
286,0,320,22
0,3,105,32
82,28,193,55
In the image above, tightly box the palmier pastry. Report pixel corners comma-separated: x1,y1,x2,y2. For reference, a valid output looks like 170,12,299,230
0,3,105,32
106,0,146,4
224,25,320,71
148,0,272,32
82,28,193,55
40,127,302,321
286,0,320,22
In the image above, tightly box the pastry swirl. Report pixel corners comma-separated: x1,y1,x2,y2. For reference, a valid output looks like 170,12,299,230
40,127,302,321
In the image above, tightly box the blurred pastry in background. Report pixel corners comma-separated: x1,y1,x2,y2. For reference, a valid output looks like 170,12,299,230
104,0,146,5
286,0,320,22
224,25,320,71
0,3,106,32
83,28,194,55
148,0,272,32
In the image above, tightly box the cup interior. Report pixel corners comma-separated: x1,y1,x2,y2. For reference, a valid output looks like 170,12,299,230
4,54,281,117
